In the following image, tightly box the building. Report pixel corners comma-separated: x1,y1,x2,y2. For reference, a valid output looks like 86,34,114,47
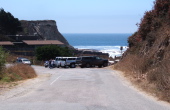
0,35,64,56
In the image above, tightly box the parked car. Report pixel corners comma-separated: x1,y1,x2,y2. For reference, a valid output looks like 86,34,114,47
60,58,68,68
54,57,67,68
60,57,77,68
76,56,108,68
16,57,31,65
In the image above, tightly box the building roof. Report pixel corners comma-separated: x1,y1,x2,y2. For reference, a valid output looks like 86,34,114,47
0,41,14,45
23,40,64,45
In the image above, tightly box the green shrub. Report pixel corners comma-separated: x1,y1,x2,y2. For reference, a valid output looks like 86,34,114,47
35,45,73,61
0,46,8,73
1,76,11,82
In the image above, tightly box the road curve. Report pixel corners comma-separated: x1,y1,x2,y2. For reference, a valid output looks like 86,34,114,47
0,66,169,110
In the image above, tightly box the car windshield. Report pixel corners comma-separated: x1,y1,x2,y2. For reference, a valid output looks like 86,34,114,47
96,57,101,60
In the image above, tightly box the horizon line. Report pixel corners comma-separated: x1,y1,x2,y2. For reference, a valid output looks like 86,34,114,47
61,33,133,34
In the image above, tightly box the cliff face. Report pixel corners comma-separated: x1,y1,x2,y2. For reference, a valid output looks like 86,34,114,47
19,20,69,45
116,0,170,102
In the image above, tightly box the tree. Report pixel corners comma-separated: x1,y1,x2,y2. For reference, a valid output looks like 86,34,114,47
35,45,73,61
0,34,14,41
0,8,22,35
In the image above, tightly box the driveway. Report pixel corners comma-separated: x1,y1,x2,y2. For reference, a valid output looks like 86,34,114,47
0,66,169,110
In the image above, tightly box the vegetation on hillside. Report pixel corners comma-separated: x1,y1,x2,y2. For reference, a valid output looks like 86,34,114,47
0,8,22,35
35,45,73,61
0,46,8,73
115,0,170,102
0,46,37,82
1,64,37,82
0,34,14,41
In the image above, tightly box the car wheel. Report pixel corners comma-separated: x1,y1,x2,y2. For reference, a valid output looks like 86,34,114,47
86,63,90,68
70,63,76,68
91,65,95,67
98,65,102,68
80,65,84,68
103,62,108,67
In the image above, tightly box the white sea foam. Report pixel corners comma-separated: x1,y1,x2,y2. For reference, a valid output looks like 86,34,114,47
74,46,128,58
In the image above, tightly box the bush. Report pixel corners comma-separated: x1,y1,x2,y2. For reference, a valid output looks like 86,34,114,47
154,0,170,17
0,46,8,73
35,45,73,61
138,11,155,40
0,34,14,41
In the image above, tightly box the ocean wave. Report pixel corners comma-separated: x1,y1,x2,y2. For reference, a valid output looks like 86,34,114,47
74,46,128,58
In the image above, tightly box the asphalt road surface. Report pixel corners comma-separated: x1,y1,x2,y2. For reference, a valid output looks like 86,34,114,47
0,66,170,110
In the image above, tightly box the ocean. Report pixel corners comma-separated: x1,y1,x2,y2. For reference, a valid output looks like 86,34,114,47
63,33,132,58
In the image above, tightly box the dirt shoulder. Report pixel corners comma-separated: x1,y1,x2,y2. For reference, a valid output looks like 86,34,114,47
109,66,170,107
0,72,50,101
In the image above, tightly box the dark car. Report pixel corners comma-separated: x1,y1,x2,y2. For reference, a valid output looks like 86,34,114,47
76,56,108,68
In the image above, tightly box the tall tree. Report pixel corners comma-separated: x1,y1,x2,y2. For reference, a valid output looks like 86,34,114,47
0,8,22,35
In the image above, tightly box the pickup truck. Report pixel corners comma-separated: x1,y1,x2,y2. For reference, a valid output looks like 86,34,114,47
76,56,108,68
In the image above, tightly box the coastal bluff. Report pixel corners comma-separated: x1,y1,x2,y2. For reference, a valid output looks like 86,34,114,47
115,0,170,102
19,20,69,45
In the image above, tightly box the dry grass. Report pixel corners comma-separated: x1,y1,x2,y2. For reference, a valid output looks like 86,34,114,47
114,54,170,103
1,64,37,82
6,53,44,66
116,0,170,103
0,54,37,91
6,54,33,63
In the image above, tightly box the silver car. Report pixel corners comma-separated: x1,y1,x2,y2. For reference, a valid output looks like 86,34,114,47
16,57,31,65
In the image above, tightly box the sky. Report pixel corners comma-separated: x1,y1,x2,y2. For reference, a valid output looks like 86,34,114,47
0,0,155,34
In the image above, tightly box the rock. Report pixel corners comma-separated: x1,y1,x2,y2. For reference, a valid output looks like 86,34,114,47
19,20,69,45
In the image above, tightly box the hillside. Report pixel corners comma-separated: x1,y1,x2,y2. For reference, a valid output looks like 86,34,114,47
115,0,170,102
19,20,69,45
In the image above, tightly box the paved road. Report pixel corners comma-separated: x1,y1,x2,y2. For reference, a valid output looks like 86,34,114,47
0,66,170,110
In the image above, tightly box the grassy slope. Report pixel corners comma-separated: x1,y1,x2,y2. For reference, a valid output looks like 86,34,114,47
114,0,170,102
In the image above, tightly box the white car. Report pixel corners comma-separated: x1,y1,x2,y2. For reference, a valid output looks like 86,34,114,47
54,57,77,68
60,57,77,68
16,57,31,65
54,57,67,68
